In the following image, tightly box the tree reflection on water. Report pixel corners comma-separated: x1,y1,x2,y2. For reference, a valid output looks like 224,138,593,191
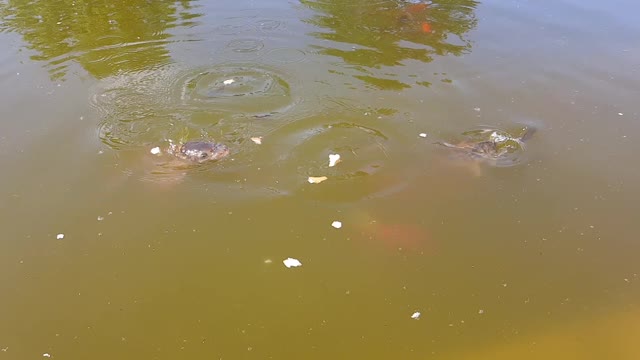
300,0,478,89
0,0,202,80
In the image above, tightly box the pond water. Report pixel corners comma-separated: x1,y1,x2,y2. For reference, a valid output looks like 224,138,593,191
1,0,639,359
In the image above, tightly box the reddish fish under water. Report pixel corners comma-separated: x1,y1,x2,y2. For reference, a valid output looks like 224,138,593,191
354,216,434,253
376,222,433,252
398,2,433,34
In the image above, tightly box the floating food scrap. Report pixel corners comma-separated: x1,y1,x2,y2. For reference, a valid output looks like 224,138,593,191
223,79,235,85
328,154,341,167
331,221,342,229
411,311,421,320
283,257,302,268
43,354,51,358
56,233,64,240
150,147,161,155
308,176,328,184
419,133,427,138
250,137,263,144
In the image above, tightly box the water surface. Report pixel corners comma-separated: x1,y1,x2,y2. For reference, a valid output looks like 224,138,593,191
1,0,639,359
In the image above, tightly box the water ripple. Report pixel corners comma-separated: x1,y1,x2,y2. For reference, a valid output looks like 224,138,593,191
240,113,412,203
255,19,284,32
264,48,308,64
91,62,302,151
226,38,265,53
174,64,298,116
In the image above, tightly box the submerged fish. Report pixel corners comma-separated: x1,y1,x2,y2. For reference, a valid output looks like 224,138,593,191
398,1,432,33
139,140,230,187
350,209,434,253
435,126,536,175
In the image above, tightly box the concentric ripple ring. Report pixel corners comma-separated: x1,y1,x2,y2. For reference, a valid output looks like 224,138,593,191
175,64,297,116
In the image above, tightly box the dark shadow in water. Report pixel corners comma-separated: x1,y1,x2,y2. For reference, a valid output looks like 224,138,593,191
0,0,202,80
300,0,478,89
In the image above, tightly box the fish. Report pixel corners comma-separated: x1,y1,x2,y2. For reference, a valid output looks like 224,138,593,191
397,2,433,34
434,126,537,175
351,210,434,253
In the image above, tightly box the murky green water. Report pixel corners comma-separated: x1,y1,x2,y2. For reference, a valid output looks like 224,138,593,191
1,0,639,358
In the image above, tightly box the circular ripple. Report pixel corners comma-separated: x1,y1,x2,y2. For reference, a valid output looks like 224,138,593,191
264,48,307,64
220,39,265,61
258,115,411,203
211,24,246,35
91,68,179,150
91,63,301,156
256,19,283,32
226,38,264,53
90,63,298,151
176,64,297,116
283,122,388,178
